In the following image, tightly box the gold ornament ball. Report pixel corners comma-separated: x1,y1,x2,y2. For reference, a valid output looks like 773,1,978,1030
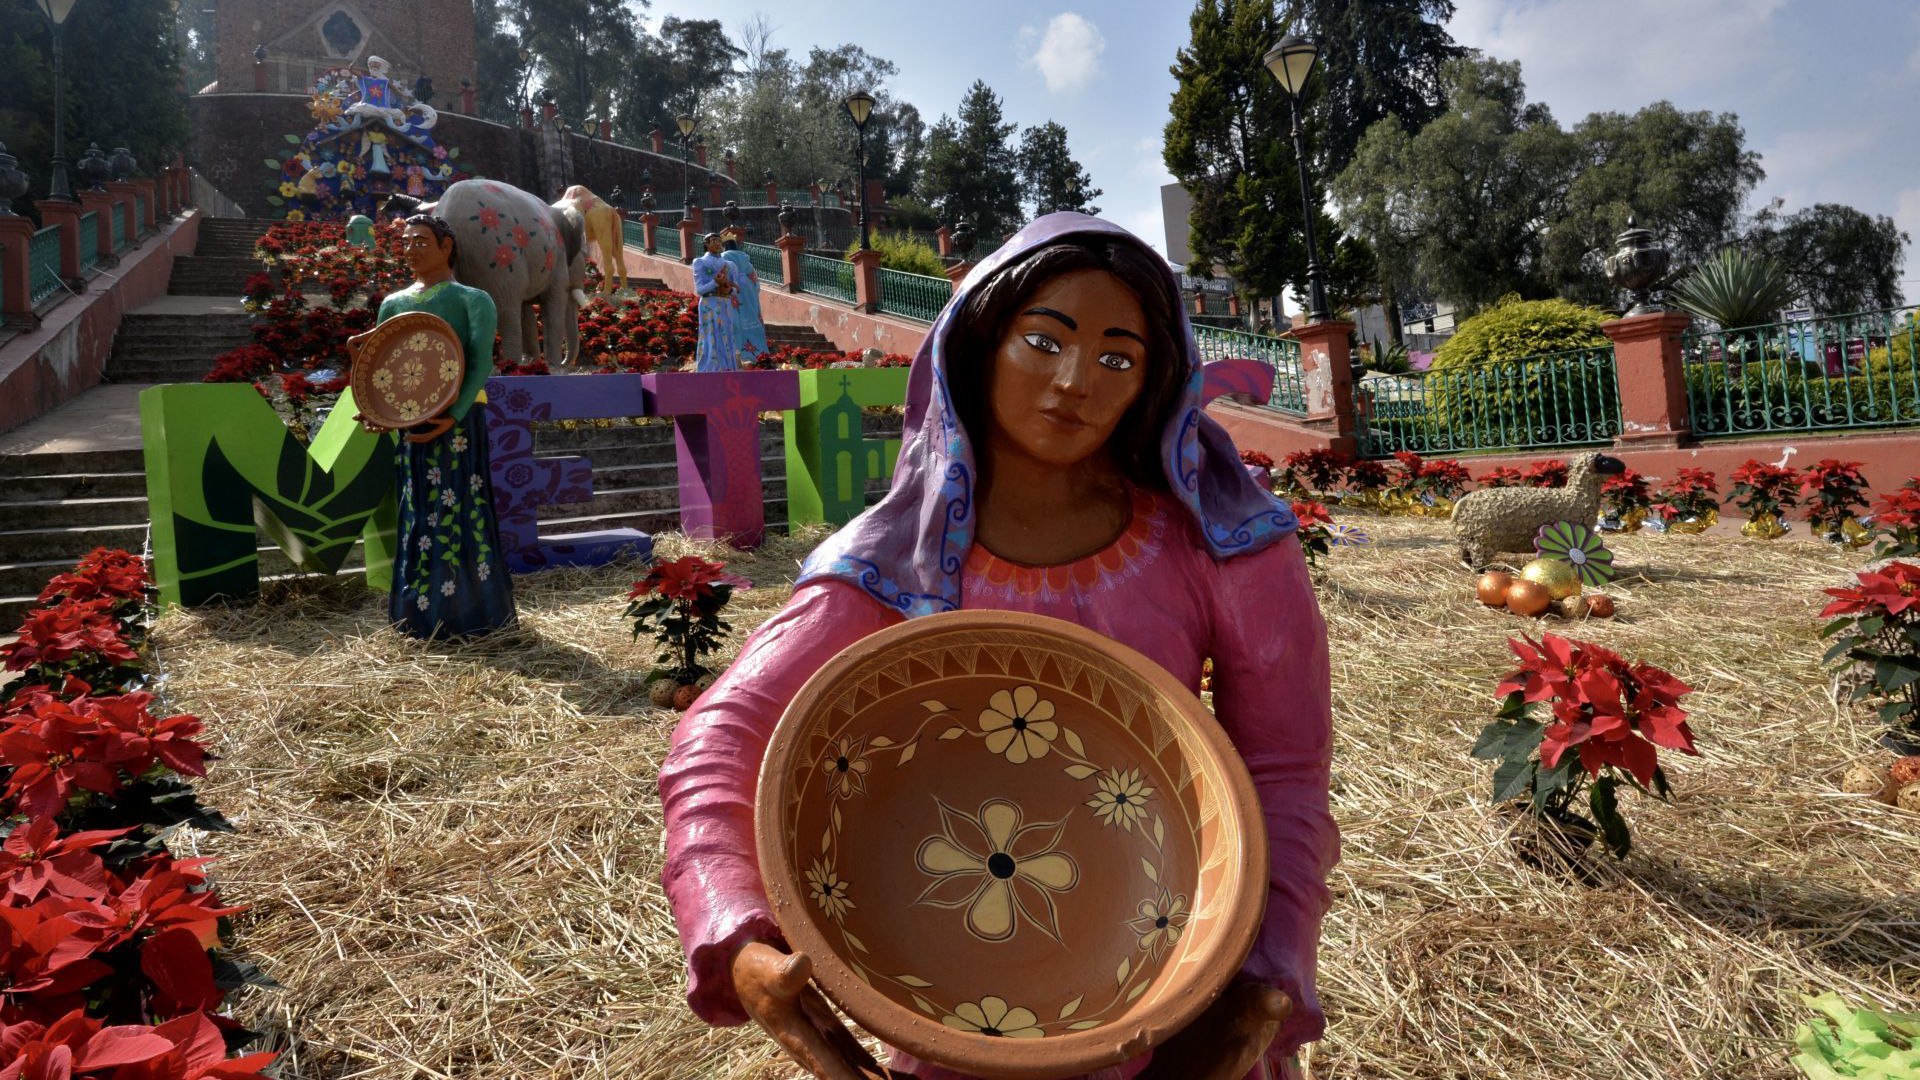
647,679,679,708
1521,558,1582,601
1898,781,1920,814
1841,760,1896,803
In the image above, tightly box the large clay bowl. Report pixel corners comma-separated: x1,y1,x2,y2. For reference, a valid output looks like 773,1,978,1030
347,311,463,430
756,610,1268,1079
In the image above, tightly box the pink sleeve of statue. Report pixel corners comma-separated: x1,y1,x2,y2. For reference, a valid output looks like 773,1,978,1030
658,580,903,1027
1205,533,1339,1056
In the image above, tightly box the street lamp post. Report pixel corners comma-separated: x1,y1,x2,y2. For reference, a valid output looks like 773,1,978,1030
844,90,875,252
35,0,81,202
1263,34,1329,324
675,112,698,217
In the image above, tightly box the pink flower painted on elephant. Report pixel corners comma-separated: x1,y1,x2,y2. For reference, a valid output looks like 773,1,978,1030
477,205,501,230
512,225,531,248
492,243,514,268
543,248,554,273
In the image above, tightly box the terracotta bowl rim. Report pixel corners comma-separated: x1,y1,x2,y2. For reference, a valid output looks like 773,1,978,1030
754,609,1269,1079
347,310,463,430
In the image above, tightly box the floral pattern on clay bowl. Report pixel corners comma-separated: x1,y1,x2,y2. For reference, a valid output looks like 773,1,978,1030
347,311,463,430
756,610,1268,1080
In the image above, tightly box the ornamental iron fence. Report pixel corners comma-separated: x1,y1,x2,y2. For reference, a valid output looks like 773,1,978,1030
110,207,127,252
1356,344,1621,457
744,242,784,286
800,253,856,304
135,196,149,236
1681,306,1920,436
876,267,950,323
79,213,99,272
1192,324,1306,415
29,226,62,307
621,217,645,251
654,223,682,260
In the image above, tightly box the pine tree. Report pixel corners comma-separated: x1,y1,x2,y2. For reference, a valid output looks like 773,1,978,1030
917,81,1022,237
1018,121,1101,217
1284,0,1462,179
472,0,531,125
509,0,640,128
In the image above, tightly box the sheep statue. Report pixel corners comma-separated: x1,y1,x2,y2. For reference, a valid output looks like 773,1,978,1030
1452,452,1626,569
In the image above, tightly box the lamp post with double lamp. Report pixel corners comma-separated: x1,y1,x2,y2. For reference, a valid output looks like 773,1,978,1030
844,90,875,252
34,0,81,202
1262,34,1329,324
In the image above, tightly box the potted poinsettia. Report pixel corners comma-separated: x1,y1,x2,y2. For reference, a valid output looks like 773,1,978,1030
1651,468,1720,534
1871,480,1920,558
1729,459,1801,539
1599,468,1653,532
1799,458,1873,546
1821,561,1920,752
1291,500,1332,567
1471,633,1699,866
627,555,750,712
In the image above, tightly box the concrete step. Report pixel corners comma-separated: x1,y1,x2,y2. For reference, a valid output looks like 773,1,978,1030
2,495,150,530
114,314,255,330
0,472,147,502
0,450,145,478
115,323,256,341
0,522,146,564
536,471,788,521
109,345,243,362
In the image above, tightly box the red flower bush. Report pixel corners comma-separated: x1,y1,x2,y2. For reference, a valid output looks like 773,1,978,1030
1238,449,1275,470
1729,459,1801,523
1478,466,1525,488
0,600,139,690
1523,459,1568,488
1474,633,1699,857
1290,501,1333,568
1341,459,1389,497
37,551,148,615
0,692,208,819
1651,468,1719,527
1282,449,1348,493
1871,478,1920,558
1798,458,1871,536
1821,561,1920,744
627,557,751,684
1421,459,1472,499
1600,468,1653,523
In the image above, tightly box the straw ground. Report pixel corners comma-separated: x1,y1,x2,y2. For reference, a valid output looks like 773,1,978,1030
150,519,1919,1079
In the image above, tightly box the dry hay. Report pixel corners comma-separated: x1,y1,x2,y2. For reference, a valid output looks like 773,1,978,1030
147,519,1920,1079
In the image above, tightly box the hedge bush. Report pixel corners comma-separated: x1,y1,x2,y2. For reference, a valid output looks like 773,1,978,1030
1423,297,1617,449
843,231,946,277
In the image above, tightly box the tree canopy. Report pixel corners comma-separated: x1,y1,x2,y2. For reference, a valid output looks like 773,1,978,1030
1018,121,1101,217
918,81,1023,237
1284,0,1463,180
1747,202,1910,314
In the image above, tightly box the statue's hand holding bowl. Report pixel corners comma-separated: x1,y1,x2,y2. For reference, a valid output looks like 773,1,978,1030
730,939,897,1080
405,414,455,445
1137,979,1294,1080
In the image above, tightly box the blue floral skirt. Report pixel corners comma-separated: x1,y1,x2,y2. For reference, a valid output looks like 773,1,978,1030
696,294,740,373
391,410,516,638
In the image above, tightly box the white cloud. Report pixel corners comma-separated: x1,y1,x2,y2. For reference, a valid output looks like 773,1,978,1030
1020,13,1106,94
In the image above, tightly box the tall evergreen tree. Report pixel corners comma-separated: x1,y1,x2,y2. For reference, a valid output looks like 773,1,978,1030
1165,0,1372,311
0,0,188,221
472,0,531,124
917,81,1023,238
1747,202,1910,313
510,0,641,129
1018,121,1101,217
1284,0,1462,179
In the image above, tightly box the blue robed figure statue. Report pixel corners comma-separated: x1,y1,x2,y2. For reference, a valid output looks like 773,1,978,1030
692,233,739,373
719,238,769,365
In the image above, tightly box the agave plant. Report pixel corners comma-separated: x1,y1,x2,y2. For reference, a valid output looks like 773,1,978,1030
1669,247,1796,331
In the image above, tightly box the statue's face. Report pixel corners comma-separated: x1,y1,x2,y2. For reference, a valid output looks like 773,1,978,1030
985,268,1149,470
367,56,388,76
402,222,453,279
705,235,723,254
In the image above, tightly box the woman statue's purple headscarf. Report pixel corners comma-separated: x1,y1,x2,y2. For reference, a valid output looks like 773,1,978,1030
798,212,1299,615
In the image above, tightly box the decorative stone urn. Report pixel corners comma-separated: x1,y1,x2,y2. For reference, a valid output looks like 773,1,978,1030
776,200,795,237
951,220,977,263
722,199,740,228
0,143,28,216
109,147,137,182
1604,215,1669,316
77,144,113,192
638,188,656,214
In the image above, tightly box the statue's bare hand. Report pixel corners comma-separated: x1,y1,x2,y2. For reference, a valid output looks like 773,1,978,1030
731,941,894,1080
1138,980,1292,1080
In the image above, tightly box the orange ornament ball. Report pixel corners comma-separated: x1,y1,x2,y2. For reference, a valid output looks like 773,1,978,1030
1506,579,1552,617
1477,571,1514,607
672,683,699,711
1892,756,1920,787
1584,594,1616,618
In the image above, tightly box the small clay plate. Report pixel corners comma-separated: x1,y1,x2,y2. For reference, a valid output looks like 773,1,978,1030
756,610,1269,1080
348,311,463,430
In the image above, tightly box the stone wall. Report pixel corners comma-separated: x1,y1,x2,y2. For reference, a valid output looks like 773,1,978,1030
216,0,477,98
187,94,738,219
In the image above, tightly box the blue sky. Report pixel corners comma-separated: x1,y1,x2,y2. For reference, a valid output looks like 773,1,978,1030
650,0,1920,297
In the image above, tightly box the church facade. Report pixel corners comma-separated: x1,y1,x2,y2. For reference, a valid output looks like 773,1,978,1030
215,0,477,99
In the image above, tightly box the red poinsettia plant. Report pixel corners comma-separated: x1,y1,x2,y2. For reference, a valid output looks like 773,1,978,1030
1729,459,1802,524
1282,448,1348,495
0,600,141,693
1523,459,1568,488
1341,458,1389,499
1798,458,1871,538
1871,478,1920,558
1471,633,1699,857
1478,465,1525,488
1651,467,1720,527
1600,468,1653,524
1291,500,1332,567
1238,449,1275,470
1821,561,1920,738
626,556,751,685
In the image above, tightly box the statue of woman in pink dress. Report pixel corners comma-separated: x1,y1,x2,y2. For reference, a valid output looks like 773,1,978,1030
658,213,1337,1080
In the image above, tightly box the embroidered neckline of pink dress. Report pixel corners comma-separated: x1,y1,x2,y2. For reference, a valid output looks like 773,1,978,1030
656,213,1337,1080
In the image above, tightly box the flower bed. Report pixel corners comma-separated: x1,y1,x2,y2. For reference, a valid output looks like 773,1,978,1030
0,550,275,1077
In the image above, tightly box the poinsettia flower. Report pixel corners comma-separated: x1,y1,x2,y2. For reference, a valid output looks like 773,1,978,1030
0,1008,175,1078
0,818,129,903
1821,562,1920,617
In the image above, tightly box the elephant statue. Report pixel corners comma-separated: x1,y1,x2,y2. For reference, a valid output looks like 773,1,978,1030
559,184,627,294
385,179,588,368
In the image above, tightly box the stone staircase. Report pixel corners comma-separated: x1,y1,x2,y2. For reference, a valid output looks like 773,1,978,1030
166,219,273,297
764,324,840,354
0,450,151,626
105,312,255,384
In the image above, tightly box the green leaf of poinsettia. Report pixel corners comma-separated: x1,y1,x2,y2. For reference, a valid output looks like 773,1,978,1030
1531,755,1574,810
1875,656,1920,691
1491,757,1536,803
1589,776,1631,858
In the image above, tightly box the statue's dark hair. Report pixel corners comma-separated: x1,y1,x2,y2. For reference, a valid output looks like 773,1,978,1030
404,213,457,262
944,237,1188,492
722,237,740,251
703,231,722,248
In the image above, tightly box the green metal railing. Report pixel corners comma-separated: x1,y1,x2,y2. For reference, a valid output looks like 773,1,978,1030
800,253,856,303
1356,344,1621,457
110,207,127,252
1199,293,1232,316
1682,306,1920,436
745,242,784,286
29,226,63,306
1193,324,1306,415
621,217,645,251
876,267,950,323
135,195,148,235
655,223,682,259
79,213,100,272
